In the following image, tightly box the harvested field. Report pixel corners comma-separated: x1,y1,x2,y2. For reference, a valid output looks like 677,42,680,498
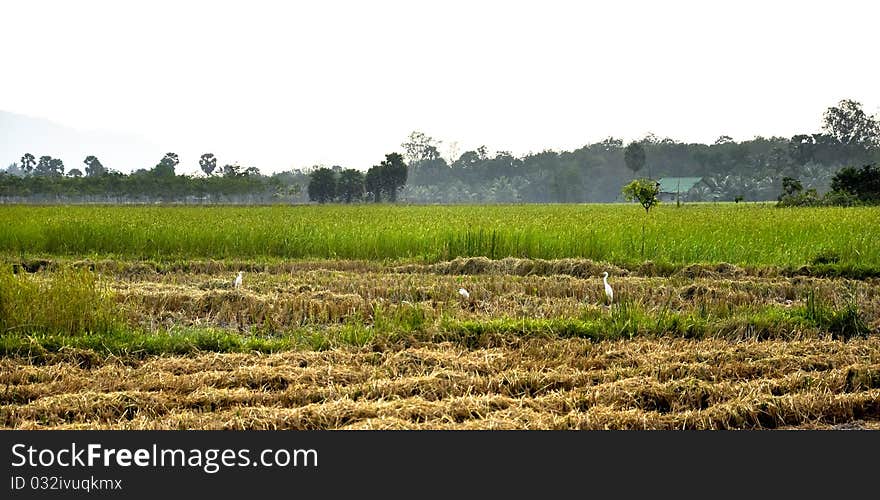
3,337,879,430
2,259,879,430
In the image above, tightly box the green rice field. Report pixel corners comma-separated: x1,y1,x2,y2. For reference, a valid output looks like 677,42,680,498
1,204,879,269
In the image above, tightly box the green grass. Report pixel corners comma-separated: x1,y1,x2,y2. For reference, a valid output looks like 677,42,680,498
437,303,837,345
0,328,300,360
0,267,122,335
799,289,871,340
2,267,868,357
3,299,859,358
1,204,879,269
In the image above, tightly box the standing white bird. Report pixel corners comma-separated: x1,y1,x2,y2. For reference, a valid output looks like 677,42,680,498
233,271,243,289
458,287,470,300
602,271,613,306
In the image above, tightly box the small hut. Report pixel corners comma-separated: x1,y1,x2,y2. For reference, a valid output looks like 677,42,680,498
656,177,707,203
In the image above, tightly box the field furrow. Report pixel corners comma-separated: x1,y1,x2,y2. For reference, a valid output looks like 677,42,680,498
3,338,879,430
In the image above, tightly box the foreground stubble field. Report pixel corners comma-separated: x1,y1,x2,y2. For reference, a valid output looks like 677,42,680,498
1,204,879,429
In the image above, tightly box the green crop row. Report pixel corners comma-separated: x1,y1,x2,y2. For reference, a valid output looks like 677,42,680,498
1,203,878,268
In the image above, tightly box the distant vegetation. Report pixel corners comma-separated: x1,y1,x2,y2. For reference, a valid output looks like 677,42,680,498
777,164,880,207
1,151,307,204
307,153,408,204
397,98,878,204
2,98,878,204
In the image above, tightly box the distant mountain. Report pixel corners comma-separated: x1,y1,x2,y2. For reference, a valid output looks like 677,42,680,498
0,111,164,174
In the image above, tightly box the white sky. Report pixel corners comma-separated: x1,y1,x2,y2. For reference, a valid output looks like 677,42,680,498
2,0,879,174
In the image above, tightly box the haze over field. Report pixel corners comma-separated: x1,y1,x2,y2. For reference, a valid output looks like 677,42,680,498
2,0,879,175
0,111,162,174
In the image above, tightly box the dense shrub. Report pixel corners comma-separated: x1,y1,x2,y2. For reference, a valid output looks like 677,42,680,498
830,163,880,203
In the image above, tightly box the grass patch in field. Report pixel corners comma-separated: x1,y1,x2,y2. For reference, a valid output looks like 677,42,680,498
1,300,869,359
336,324,376,347
796,289,871,341
0,267,122,336
0,328,301,361
435,301,828,345
373,302,429,332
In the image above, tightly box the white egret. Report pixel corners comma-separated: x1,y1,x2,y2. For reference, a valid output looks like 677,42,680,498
602,272,613,306
458,288,470,300
234,271,243,289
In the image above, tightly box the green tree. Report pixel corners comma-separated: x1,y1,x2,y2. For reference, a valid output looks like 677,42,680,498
20,153,36,174
68,168,83,178
199,153,217,176
34,155,52,176
221,163,241,177
622,178,661,259
781,176,803,198
402,131,450,186
307,167,337,203
624,142,646,178
337,168,365,203
34,155,63,176
822,99,880,165
777,175,823,207
84,155,106,177
401,131,442,165
622,178,660,213
822,99,879,148
49,158,65,176
377,152,408,202
154,152,179,176
365,166,382,202
830,164,880,202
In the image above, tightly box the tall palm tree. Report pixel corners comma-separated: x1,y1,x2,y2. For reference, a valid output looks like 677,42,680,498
20,153,35,174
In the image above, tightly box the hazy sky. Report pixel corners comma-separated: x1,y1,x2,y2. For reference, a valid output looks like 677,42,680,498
2,0,879,174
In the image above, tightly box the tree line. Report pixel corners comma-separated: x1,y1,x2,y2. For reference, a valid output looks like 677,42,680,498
4,98,878,204
1,152,310,204
777,164,880,206
396,99,878,204
306,153,407,203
